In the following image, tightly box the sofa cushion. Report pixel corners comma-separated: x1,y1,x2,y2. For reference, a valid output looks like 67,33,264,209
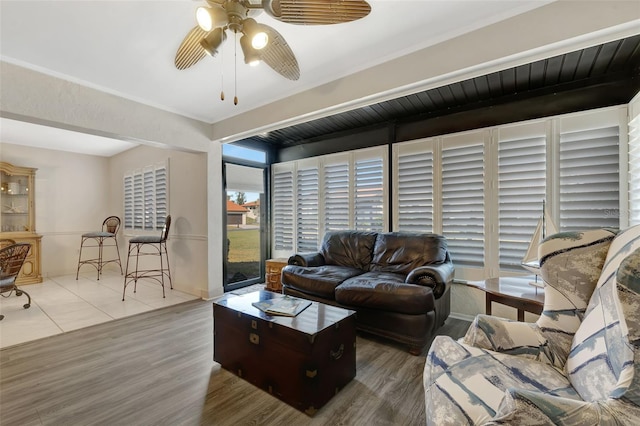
335,272,435,315
281,265,363,299
320,231,378,270
370,232,447,275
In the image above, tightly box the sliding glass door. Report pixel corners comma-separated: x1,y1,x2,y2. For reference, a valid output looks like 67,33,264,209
223,162,266,291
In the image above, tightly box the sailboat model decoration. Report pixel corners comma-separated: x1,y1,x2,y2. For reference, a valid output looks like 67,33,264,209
521,200,558,288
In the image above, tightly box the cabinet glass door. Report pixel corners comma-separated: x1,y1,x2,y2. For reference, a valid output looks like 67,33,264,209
1,170,31,232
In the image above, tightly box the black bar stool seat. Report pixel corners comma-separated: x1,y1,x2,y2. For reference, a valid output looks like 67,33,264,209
76,216,123,280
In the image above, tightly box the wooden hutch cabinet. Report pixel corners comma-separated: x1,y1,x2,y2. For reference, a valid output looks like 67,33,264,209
0,161,43,284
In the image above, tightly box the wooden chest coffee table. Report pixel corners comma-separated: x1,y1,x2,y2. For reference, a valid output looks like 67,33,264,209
212,290,356,416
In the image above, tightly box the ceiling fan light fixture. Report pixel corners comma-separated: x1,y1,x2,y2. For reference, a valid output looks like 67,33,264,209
240,34,262,66
251,32,269,50
242,18,269,50
196,6,227,32
200,27,226,57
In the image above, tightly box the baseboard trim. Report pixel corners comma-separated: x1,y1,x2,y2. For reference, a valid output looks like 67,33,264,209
449,312,475,322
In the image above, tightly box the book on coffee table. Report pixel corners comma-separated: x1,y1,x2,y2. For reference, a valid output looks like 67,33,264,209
252,296,311,317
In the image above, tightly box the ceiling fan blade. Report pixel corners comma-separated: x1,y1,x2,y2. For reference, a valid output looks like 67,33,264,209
262,0,371,25
259,24,300,80
175,26,208,70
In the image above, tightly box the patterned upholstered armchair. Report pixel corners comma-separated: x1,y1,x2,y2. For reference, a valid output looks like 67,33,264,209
423,225,640,425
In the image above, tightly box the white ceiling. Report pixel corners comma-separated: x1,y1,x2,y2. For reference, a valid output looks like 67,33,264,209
0,117,138,157
0,0,553,156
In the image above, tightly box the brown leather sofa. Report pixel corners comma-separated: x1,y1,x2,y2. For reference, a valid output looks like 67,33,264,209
281,231,454,354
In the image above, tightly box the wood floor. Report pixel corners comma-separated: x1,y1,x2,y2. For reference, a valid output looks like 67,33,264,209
0,298,469,426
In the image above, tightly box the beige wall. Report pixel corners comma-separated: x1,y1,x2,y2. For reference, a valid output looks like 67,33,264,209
108,145,209,298
1,142,111,277
0,142,210,298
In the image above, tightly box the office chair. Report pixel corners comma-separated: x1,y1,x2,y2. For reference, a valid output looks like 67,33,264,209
0,243,32,320
123,215,173,300
76,216,123,280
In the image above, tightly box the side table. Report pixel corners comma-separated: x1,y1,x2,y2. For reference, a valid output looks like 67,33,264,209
265,258,289,293
462,276,544,321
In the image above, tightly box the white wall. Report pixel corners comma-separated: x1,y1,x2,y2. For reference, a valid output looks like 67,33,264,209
1,142,111,277
109,145,209,298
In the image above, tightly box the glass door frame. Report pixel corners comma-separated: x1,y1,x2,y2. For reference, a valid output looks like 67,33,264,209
222,159,269,292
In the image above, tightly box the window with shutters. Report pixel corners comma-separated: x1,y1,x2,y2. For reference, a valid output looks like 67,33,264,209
395,144,434,232
630,114,640,226
559,126,619,231
272,106,626,276
354,157,384,231
296,167,319,252
498,132,546,270
272,168,294,251
442,140,485,268
123,162,168,231
324,161,350,232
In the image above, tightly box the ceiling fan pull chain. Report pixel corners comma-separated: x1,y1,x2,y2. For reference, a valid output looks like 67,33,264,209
220,33,225,101
234,31,238,105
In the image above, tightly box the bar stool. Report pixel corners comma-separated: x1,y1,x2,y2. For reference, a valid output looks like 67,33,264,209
122,215,172,300
76,216,123,280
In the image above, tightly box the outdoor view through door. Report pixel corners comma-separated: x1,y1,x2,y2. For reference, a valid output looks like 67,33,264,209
224,162,265,290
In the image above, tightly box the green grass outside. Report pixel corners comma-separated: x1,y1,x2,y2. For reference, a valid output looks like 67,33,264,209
226,227,260,283
226,228,260,262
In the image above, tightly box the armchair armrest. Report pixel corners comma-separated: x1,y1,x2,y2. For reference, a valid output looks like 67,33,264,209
287,252,325,267
406,262,454,298
488,388,623,425
462,314,561,366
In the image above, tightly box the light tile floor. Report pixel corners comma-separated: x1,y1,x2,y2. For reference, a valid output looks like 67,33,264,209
0,269,199,349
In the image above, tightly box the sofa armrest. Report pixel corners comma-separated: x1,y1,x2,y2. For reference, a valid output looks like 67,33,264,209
405,262,453,298
287,252,325,267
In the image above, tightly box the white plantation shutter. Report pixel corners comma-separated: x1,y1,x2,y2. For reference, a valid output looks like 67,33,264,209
442,142,485,267
273,169,294,251
629,115,640,226
143,168,155,229
124,162,168,231
155,167,168,229
133,173,144,230
397,150,433,232
559,126,619,231
354,158,384,231
498,135,546,270
324,162,350,232
296,167,319,251
123,175,133,229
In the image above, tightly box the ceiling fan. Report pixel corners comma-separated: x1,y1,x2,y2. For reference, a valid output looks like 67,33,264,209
175,0,372,86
